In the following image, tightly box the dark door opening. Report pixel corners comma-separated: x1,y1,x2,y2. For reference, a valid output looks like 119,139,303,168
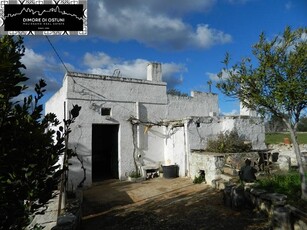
92,124,119,182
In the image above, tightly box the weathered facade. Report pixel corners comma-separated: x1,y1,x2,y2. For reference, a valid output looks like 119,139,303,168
45,63,266,189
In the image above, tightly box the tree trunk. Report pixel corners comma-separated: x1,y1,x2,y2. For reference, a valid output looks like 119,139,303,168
285,121,307,201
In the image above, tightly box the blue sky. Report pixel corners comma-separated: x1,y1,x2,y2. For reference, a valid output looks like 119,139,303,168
21,0,307,115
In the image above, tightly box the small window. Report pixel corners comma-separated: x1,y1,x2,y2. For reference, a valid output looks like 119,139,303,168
101,108,111,116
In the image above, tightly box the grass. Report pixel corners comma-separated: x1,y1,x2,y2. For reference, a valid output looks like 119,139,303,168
255,170,307,210
256,170,301,200
265,132,307,144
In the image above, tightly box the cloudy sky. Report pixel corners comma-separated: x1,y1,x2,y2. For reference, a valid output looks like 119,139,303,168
21,0,306,115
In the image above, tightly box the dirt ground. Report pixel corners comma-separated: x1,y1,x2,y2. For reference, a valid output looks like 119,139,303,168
81,177,271,230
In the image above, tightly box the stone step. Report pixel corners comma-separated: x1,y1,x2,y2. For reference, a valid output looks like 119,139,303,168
212,178,227,190
220,173,237,181
223,167,240,176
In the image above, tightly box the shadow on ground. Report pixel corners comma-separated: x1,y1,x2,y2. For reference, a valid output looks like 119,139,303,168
81,178,270,230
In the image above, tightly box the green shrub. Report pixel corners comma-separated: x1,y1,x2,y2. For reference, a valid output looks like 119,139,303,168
206,130,252,153
255,170,307,210
193,174,206,184
0,36,81,229
129,171,141,178
193,170,206,184
255,170,301,201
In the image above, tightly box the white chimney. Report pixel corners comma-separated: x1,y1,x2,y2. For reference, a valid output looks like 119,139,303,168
147,62,162,82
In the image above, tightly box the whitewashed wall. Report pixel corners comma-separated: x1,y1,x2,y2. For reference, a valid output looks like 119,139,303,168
232,117,266,150
45,77,67,124
45,67,265,189
164,126,186,176
166,92,219,119
187,116,266,152
187,117,222,150
139,125,165,166
46,72,171,188
189,152,224,185
66,73,167,105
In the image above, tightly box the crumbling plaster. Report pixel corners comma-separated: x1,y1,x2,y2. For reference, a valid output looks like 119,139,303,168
187,116,266,151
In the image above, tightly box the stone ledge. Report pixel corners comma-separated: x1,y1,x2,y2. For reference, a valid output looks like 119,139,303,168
260,193,287,206
222,185,307,230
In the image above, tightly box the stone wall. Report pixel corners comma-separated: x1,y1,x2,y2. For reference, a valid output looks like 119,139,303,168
268,144,307,166
167,92,219,119
189,151,266,186
189,152,224,185
187,116,266,151
222,185,307,230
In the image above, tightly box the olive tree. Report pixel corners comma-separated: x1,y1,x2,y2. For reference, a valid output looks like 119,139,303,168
217,27,307,200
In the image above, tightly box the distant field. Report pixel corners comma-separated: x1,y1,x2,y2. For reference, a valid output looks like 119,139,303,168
265,132,307,144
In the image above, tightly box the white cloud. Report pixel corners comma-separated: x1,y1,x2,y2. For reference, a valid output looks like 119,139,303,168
206,72,219,81
21,48,63,92
88,0,232,50
84,52,118,68
83,52,186,88
206,69,230,82
192,24,232,48
221,109,239,116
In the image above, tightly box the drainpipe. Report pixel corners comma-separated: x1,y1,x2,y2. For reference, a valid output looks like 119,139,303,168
184,120,190,177
134,102,141,175
135,102,141,149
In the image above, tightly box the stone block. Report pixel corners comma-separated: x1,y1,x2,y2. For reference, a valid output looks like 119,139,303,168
53,213,77,230
277,155,291,171
272,206,291,230
230,186,245,210
220,173,235,181
286,204,307,230
259,198,272,215
294,220,307,230
223,184,236,208
211,178,226,190
260,193,287,206
250,188,267,209
223,167,239,176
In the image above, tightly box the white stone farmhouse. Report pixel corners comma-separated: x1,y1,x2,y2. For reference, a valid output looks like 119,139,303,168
45,63,266,189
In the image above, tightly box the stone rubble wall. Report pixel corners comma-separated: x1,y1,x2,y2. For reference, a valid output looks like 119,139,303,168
267,144,307,166
189,151,262,186
189,152,224,185
222,185,307,230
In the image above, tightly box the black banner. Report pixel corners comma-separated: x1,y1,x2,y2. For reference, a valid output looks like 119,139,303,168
4,4,84,32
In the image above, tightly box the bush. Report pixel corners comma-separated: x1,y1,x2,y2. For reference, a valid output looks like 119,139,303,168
129,171,141,178
193,170,206,184
206,130,252,153
255,170,301,201
0,36,81,229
